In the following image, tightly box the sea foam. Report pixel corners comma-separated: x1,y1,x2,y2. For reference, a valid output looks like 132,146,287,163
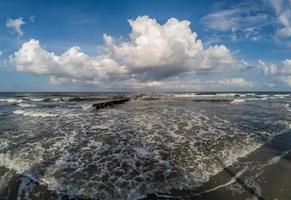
0,98,24,103
13,110,57,117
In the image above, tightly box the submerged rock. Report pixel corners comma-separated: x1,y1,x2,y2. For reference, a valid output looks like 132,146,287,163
192,99,232,102
141,96,161,101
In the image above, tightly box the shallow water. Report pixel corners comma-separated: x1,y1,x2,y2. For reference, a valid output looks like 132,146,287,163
0,92,291,199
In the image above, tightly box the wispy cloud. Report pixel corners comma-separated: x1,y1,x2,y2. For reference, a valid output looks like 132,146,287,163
6,17,25,37
202,1,270,42
29,16,35,22
270,0,291,38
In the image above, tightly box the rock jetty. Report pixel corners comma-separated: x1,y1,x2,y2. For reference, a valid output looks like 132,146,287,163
92,98,131,110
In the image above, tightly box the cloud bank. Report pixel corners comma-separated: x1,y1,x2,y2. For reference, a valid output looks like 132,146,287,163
10,16,247,90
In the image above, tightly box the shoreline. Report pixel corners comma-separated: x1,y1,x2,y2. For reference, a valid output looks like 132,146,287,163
144,129,291,199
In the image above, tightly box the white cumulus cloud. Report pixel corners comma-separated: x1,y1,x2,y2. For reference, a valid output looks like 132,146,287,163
10,16,238,89
257,60,279,75
11,39,127,82
104,16,235,80
282,59,291,72
257,59,291,76
255,58,291,87
6,17,26,37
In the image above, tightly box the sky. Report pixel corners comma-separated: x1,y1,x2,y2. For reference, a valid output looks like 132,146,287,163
0,0,291,92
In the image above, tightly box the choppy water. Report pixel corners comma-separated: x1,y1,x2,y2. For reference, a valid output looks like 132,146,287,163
0,92,291,199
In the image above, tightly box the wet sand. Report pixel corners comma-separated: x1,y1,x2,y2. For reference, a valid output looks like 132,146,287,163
145,130,291,199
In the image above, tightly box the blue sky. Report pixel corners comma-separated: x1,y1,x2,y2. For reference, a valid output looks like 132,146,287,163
0,0,291,91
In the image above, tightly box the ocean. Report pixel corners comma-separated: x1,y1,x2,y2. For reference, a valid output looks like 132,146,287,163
0,92,291,199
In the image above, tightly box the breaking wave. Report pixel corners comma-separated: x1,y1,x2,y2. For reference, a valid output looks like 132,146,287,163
18,103,38,108
13,110,57,117
0,98,24,104
231,99,245,104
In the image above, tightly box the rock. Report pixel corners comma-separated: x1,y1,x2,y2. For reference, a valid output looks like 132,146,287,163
132,94,145,100
192,99,232,102
92,98,130,110
141,97,161,101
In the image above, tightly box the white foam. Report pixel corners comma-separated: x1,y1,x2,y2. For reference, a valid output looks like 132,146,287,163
274,94,290,98
200,165,249,194
273,103,290,110
65,113,83,117
0,153,37,174
231,99,245,104
216,93,237,97
286,104,291,113
243,97,273,102
81,104,92,110
0,141,9,151
0,98,23,103
13,110,57,117
175,93,239,99
27,98,45,102
174,93,197,98
50,98,61,102
266,149,291,166
257,94,269,97
18,103,37,108
236,93,256,97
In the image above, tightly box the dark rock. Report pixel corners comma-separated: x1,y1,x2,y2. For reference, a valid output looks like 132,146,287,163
195,92,217,95
141,97,161,101
192,99,232,102
133,94,162,101
132,94,145,100
92,98,130,110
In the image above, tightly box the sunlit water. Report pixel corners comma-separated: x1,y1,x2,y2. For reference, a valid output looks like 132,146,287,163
0,92,290,199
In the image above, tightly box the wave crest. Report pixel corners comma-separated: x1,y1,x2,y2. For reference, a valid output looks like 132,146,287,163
13,110,57,117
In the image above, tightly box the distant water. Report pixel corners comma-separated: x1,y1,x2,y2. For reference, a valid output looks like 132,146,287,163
0,92,291,199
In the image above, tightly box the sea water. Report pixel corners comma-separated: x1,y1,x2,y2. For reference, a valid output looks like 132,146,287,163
0,92,290,199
